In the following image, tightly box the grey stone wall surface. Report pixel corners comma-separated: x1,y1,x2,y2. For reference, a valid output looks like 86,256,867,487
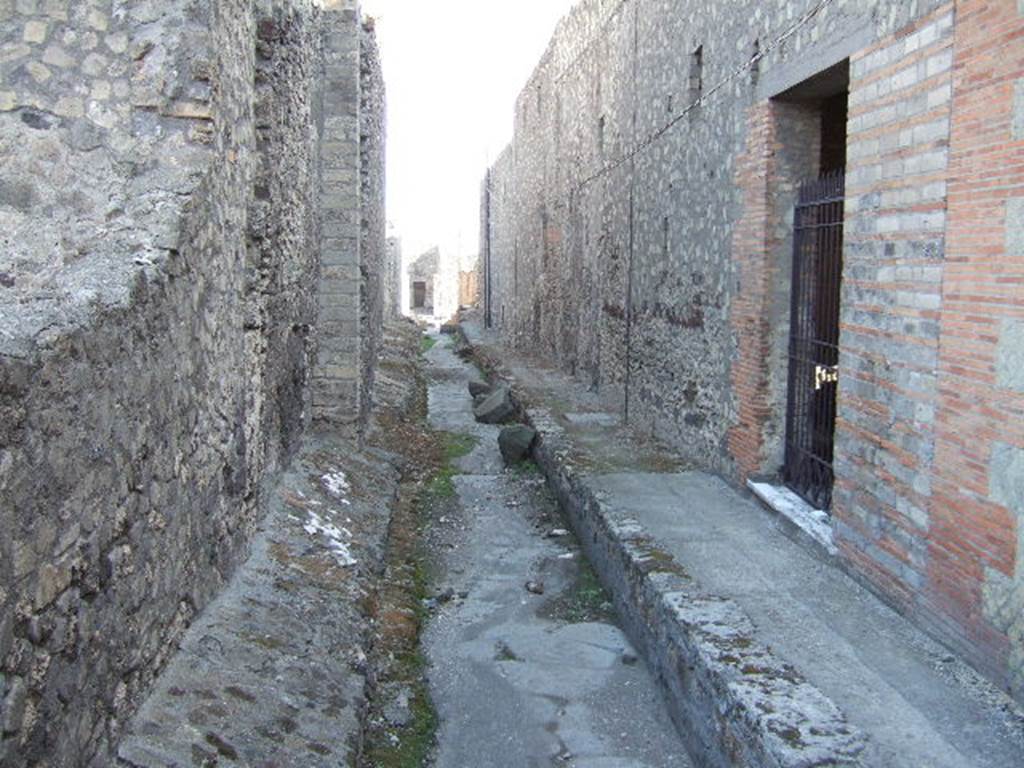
311,1,388,433
0,1,387,765
384,235,403,319
358,19,385,425
482,0,947,471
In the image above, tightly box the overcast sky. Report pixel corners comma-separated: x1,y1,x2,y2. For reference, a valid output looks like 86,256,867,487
360,0,577,263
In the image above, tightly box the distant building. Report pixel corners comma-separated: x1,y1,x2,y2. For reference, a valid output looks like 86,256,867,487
408,246,439,316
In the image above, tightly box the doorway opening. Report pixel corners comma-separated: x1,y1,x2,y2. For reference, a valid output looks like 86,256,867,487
413,281,426,309
776,61,849,511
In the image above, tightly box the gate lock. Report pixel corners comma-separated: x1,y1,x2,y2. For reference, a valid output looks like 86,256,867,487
814,364,839,391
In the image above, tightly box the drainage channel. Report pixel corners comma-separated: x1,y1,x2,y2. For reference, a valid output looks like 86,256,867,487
417,329,691,767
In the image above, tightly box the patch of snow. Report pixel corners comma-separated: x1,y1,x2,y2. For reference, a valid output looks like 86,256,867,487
321,469,351,500
303,509,357,567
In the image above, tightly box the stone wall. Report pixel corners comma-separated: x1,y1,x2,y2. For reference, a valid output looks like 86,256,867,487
481,0,1024,702
0,2,387,765
310,1,387,433
358,20,386,427
458,269,478,308
384,235,403,319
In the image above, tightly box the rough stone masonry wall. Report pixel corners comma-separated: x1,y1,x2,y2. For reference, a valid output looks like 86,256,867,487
384,235,403,319
483,0,1024,703
485,0,949,464
0,2,382,765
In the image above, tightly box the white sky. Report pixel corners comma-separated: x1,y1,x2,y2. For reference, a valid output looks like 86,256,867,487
360,0,577,263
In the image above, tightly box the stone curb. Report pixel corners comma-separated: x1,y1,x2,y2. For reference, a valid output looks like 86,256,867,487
531,423,866,767
458,326,867,768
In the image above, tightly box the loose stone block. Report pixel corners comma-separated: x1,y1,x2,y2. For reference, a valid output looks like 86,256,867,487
474,385,515,425
498,425,537,464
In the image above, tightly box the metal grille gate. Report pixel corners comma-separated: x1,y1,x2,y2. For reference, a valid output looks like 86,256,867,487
784,170,845,511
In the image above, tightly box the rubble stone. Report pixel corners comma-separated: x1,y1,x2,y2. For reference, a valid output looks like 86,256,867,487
499,425,537,465
473,385,515,424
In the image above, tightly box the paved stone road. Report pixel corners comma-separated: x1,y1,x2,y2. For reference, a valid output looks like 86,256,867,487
420,331,691,768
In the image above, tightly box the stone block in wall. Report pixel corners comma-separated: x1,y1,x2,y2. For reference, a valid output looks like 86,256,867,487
998,319,1024,393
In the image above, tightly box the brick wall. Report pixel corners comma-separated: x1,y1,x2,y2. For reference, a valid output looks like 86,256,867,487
926,0,1024,697
728,106,776,479
728,100,824,480
831,0,1024,700
833,3,956,613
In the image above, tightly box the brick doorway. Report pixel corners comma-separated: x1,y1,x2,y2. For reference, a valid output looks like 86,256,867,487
776,61,850,512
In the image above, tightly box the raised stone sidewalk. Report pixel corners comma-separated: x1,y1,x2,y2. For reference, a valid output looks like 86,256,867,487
116,435,399,767
459,317,1024,768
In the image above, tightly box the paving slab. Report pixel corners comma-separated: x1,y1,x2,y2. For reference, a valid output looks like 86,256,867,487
460,317,1024,768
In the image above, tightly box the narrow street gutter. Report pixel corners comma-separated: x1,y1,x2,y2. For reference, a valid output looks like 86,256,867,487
456,323,867,768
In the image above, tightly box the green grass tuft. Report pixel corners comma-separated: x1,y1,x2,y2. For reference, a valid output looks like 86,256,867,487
420,336,436,354
442,432,478,462
511,459,541,476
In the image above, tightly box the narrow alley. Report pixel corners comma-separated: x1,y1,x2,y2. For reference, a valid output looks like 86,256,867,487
419,331,691,767
3,1,1024,767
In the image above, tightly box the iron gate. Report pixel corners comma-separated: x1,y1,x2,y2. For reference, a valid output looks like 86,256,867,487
784,170,845,510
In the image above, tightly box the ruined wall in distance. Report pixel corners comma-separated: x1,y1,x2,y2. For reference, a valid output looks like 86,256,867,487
384,235,403,319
